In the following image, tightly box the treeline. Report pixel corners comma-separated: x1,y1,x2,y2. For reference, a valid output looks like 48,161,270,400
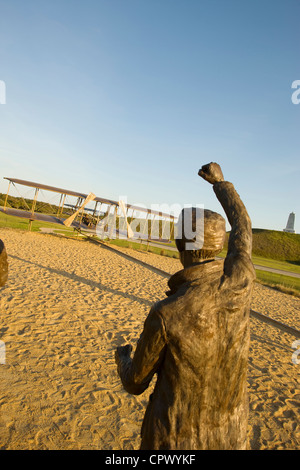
0,193,63,215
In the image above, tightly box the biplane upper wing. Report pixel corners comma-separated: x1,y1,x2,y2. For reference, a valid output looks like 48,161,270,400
2,177,118,206
0,178,119,230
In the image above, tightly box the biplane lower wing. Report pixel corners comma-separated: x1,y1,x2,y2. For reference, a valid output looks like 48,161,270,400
0,207,95,231
0,207,64,225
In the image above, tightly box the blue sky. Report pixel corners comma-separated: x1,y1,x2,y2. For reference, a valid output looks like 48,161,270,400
0,0,299,232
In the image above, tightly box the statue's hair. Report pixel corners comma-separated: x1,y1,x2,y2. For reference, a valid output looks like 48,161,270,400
175,207,226,258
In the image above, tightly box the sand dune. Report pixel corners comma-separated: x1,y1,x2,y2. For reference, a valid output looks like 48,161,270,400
0,228,299,450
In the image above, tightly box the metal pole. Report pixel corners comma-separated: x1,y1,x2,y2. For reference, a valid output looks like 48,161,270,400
161,217,168,241
96,203,102,225
57,193,63,215
3,181,11,212
31,188,39,216
60,194,67,216
140,213,149,249
170,219,175,240
147,213,156,251
108,205,118,239
93,201,98,217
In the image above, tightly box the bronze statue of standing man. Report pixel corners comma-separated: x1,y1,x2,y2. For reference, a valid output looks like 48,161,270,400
115,163,255,450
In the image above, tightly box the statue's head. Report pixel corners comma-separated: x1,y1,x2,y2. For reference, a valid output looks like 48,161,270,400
175,207,226,267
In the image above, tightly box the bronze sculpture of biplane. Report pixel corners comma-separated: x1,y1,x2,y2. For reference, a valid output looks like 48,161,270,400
0,177,176,243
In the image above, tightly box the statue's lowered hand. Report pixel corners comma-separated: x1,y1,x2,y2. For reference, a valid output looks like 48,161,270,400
115,344,133,365
198,162,224,184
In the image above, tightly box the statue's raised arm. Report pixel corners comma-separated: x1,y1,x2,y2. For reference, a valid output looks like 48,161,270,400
199,162,253,277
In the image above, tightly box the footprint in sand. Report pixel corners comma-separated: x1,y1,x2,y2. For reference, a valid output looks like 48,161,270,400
105,331,114,340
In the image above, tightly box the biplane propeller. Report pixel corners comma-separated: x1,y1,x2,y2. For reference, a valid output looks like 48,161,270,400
0,177,176,244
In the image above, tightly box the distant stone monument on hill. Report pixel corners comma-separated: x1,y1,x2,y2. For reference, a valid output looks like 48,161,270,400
283,212,295,233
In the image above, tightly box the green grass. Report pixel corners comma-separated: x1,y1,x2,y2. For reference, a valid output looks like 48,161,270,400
218,250,300,296
251,254,300,274
252,228,300,262
0,211,74,235
255,270,300,297
218,251,300,275
107,238,180,259
224,228,300,263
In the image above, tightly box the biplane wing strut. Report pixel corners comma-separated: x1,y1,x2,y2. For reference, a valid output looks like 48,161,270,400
119,200,134,238
63,192,96,227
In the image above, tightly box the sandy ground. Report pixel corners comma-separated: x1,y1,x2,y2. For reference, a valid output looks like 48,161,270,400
0,227,299,450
